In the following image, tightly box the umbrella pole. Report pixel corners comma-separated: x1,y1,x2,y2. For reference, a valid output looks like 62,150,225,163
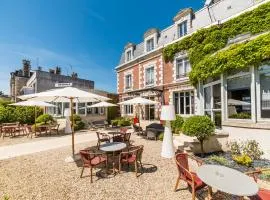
70,98,75,156
34,106,37,138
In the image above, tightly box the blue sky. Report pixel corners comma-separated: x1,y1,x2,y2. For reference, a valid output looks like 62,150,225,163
0,0,203,94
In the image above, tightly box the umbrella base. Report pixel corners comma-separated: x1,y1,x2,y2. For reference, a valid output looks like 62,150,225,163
64,154,81,163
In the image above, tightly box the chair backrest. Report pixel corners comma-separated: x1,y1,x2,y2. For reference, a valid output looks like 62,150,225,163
124,132,131,142
175,153,190,179
120,127,128,134
79,150,94,165
96,132,101,140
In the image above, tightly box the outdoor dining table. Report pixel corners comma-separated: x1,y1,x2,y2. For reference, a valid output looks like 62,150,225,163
99,142,127,175
197,164,259,199
2,125,19,138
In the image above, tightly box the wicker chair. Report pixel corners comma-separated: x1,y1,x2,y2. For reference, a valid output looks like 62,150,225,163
174,153,206,200
79,149,107,183
119,145,144,177
246,168,270,200
96,132,110,149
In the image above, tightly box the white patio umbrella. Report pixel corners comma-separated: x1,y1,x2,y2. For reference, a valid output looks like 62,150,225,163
118,97,159,126
88,101,118,108
9,100,57,137
18,87,110,158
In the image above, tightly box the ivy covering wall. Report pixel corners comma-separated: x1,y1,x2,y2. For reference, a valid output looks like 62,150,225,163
163,2,270,85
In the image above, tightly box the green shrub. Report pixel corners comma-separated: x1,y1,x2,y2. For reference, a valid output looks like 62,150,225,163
208,155,229,166
111,117,131,127
70,114,82,122
228,141,242,155
36,114,54,124
229,112,251,119
233,154,253,167
158,132,164,141
171,115,184,134
182,115,215,154
74,121,85,131
0,105,42,124
242,140,264,160
228,140,264,160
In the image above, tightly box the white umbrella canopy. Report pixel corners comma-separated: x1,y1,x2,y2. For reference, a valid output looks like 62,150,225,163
18,87,110,157
9,100,57,107
9,100,57,137
19,87,110,102
118,97,159,105
88,101,118,108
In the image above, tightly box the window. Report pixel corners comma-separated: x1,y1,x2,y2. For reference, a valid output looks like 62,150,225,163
259,65,270,119
227,74,251,119
145,66,154,86
126,50,132,61
99,107,105,115
124,105,133,115
178,21,187,38
125,74,132,90
173,91,194,115
146,38,154,52
175,58,190,79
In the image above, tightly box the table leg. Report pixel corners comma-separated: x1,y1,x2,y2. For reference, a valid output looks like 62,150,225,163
208,186,213,200
112,151,115,175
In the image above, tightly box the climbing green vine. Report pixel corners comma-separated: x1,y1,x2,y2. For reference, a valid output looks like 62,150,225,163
163,2,270,85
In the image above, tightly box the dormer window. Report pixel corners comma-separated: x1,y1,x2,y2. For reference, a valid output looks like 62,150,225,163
126,50,132,61
176,58,190,79
178,20,187,38
146,38,154,52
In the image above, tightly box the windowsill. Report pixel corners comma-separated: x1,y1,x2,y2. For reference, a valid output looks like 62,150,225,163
223,120,270,129
175,77,189,82
124,88,132,92
145,84,155,88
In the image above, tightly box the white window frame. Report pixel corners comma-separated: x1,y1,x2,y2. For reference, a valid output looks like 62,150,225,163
256,64,270,122
203,80,222,122
126,50,132,62
173,90,195,116
178,20,187,38
124,105,133,115
146,38,154,52
145,65,155,87
175,57,190,80
124,73,132,91
225,68,254,121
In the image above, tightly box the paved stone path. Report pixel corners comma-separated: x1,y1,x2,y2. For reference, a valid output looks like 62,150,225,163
0,132,96,160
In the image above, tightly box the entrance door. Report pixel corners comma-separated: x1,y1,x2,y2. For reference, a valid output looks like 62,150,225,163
204,82,222,129
145,97,155,120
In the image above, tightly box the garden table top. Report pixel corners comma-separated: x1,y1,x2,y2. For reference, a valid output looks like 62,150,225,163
100,142,126,152
197,164,258,197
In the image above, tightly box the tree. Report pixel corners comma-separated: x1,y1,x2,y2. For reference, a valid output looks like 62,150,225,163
182,115,215,155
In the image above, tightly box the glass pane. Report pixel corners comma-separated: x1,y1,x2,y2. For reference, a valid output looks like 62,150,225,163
78,103,85,115
213,83,221,109
191,91,195,114
180,96,184,114
174,93,179,114
227,75,251,119
259,65,270,118
204,86,211,110
213,111,222,129
185,92,190,114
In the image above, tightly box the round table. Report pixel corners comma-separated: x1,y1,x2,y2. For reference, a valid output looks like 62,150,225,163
100,142,127,174
197,165,258,198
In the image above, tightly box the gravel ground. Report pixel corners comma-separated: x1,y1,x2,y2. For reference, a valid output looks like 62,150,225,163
0,134,266,200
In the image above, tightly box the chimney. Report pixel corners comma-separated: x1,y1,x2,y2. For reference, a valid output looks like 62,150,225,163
71,72,78,79
22,59,31,77
55,66,61,75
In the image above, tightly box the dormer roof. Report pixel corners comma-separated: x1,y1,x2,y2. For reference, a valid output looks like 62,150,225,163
173,8,193,22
